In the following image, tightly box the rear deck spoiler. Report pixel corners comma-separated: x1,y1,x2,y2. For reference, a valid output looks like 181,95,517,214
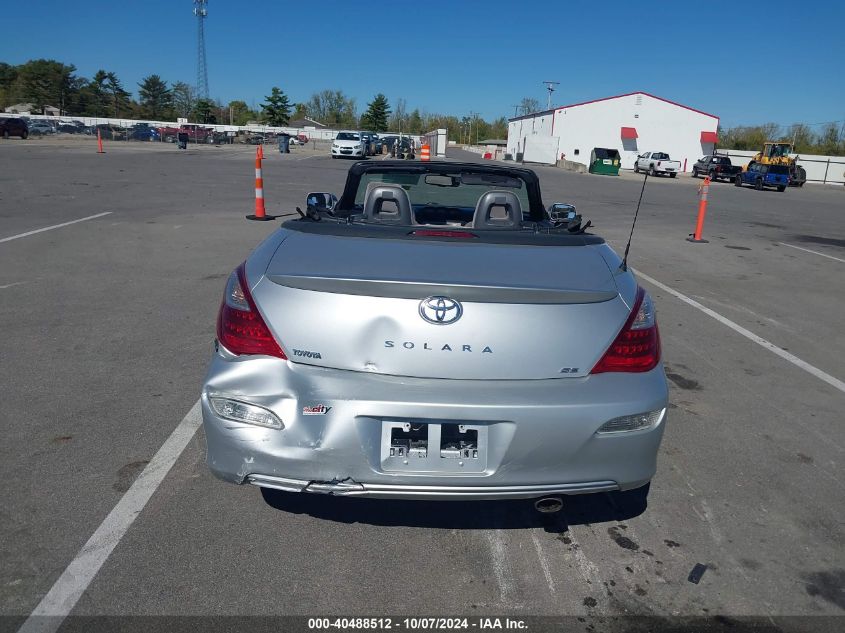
266,274,618,304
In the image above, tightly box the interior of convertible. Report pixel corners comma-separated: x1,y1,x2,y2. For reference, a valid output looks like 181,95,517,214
352,170,532,228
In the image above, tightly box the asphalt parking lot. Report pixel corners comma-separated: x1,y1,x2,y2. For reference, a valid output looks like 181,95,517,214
1,140,843,631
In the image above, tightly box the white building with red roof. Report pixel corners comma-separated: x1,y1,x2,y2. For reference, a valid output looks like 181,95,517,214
507,91,719,172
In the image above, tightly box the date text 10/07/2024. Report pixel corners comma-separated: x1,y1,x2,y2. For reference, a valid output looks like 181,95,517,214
307,618,528,630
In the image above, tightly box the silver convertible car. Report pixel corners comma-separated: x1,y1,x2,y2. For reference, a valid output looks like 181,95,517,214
202,161,668,501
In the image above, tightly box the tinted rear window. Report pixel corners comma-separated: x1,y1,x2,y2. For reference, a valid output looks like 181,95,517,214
768,165,790,175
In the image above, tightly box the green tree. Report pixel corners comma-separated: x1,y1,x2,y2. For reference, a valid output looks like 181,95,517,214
291,102,308,120
104,72,131,118
138,74,172,119
786,123,815,154
80,70,111,117
307,89,357,127
193,98,216,123
171,81,196,119
16,59,78,114
816,123,841,155
407,108,424,134
360,93,391,132
489,116,508,139
0,63,19,108
227,100,254,126
261,87,292,126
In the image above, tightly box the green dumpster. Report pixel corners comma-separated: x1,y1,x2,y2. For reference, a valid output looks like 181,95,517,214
588,148,621,175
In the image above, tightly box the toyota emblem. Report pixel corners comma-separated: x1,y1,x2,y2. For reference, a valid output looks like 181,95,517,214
419,296,463,325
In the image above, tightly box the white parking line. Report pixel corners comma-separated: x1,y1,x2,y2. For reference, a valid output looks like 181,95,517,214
0,213,113,244
634,269,845,394
778,242,845,263
17,400,202,633
529,531,556,595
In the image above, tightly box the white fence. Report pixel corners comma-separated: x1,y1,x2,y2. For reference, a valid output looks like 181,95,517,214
0,112,423,145
715,149,845,185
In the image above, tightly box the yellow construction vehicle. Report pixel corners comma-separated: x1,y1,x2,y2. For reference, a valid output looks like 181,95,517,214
745,142,807,187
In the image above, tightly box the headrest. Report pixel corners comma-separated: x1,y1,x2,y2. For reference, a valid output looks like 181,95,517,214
472,190,522,229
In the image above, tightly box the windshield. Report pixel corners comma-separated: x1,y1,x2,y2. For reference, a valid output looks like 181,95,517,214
353,169,531,224
336,132,360,141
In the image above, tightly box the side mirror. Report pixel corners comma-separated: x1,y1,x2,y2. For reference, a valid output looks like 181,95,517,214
306,192,338,214
548,203,577,223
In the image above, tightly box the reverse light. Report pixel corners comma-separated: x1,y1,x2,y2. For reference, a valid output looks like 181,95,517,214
596,409,664,434
591,287,660,373
216,264,287,359
210,396,283,429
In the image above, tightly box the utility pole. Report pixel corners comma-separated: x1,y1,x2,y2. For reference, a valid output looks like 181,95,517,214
469,111,477,146
543,81,560,110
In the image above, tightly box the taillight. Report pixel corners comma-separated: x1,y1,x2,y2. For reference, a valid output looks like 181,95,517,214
591,287,660,373
216,263,287,359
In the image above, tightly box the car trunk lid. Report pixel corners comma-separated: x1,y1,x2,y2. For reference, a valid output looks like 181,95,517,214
252,231,631,380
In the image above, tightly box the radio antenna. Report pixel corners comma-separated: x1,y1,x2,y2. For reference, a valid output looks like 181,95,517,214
621,172,649,271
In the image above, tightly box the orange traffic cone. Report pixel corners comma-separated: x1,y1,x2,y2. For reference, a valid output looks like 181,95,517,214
687,176,711,243
246,146,276,221
258,143,264,159
97,129,105,154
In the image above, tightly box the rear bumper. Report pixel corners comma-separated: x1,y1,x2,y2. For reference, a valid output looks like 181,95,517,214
201,352,668,500
246,474,619,499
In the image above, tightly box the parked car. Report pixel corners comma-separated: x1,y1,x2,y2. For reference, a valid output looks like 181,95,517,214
93,124,126,140
390,136,415,159
361,131,379,156
202,160,667,502
331,131,367,158
380,135,398,151
0,117,29,139
692,155,743,181
129,124,160,141
734,162,789,192
28,121,56,135
634,152,681,177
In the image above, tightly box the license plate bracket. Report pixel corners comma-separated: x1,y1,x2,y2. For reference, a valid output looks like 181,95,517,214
380,420,488,473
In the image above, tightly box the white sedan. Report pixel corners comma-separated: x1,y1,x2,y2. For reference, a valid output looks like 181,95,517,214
331,131,366,159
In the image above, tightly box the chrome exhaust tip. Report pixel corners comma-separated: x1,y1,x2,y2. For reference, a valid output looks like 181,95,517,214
534,496,563,513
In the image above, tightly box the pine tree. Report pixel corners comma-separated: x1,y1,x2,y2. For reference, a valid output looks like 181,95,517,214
138,74,172,119
261,87,292,126
361,93,391,132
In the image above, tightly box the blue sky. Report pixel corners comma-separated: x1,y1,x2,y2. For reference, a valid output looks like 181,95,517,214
3,0,843,129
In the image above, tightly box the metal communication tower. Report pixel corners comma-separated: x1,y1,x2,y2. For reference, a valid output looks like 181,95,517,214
194,0,209,100
543,81,560,110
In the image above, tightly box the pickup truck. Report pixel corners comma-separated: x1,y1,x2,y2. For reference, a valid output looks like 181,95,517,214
157,124,214,144
634,152,681,177
692,155,742,181
733,162,789,192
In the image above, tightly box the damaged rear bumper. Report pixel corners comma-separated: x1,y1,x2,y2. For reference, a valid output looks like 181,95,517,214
245,474,619,500
201,353,667,501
